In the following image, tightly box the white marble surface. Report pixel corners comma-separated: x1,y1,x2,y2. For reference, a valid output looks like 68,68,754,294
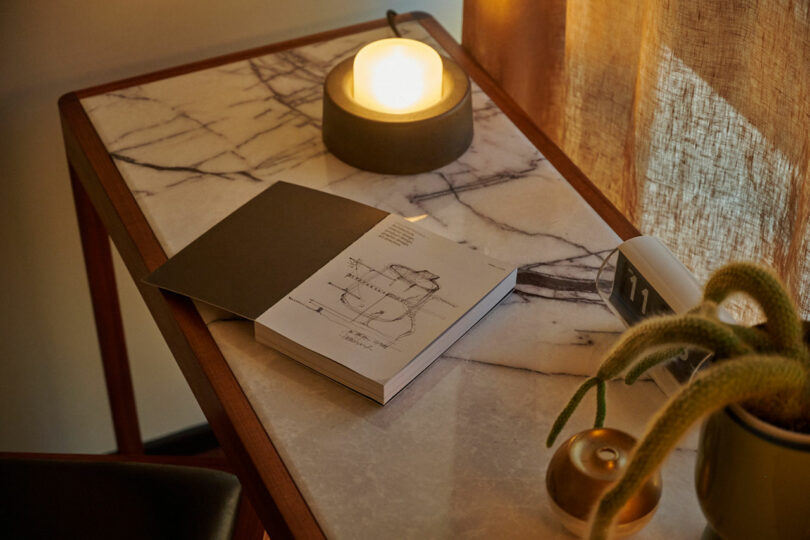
82,21,705,539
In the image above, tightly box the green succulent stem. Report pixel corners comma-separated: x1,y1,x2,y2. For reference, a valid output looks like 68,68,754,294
623,322,777,384
546,377,600,448
595,315,751,380
703,262,803,356
587,355,808,540
595,380,606,427
624,347,686,385
546,314,751,447
727,323,775,352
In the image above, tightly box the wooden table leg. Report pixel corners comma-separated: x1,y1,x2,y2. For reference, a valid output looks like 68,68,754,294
69,165,143,454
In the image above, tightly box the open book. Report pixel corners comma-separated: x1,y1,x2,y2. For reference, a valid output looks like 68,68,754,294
146,181,516,404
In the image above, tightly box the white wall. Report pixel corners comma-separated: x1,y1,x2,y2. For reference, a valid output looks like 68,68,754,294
0,0,462,453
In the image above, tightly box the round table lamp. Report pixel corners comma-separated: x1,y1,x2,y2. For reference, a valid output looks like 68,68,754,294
322,38,473,175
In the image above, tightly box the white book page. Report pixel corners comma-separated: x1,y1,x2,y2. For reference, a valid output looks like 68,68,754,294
256,215,513,383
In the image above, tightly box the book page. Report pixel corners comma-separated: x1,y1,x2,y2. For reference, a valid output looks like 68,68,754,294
256,215,514,383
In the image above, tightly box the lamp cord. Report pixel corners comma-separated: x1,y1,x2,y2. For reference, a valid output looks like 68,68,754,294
386,10,402,37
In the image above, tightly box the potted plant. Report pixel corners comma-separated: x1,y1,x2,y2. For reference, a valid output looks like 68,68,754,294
545,262,810,540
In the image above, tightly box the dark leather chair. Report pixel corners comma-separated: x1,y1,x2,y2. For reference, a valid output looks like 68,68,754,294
0,453,260,540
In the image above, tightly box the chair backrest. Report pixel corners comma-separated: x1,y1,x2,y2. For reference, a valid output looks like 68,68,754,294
0,454,242,540
462,0,810,321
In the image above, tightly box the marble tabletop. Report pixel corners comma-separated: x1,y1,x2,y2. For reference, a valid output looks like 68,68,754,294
82,20,705,539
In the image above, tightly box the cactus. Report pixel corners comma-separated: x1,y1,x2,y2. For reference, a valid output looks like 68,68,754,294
546,262,810,540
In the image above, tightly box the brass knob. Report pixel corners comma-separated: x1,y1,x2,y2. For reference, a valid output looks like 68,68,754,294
546,428,662,537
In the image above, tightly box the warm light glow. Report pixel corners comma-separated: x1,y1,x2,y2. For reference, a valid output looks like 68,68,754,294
353,38,443,114
404,214,428,222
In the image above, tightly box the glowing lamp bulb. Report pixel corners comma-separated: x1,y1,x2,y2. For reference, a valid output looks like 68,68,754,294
353,38,443,114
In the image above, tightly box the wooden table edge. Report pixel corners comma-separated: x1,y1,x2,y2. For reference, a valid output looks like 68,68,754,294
60,92,324,540
59,11,637,540
55,15,419,539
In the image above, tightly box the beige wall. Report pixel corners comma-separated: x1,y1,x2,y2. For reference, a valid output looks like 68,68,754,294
0,1,461,453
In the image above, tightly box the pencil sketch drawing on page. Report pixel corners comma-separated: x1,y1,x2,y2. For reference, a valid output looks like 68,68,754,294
289,258,456,347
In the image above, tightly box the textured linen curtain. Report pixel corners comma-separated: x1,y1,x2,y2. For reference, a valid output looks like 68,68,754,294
463,0,810,321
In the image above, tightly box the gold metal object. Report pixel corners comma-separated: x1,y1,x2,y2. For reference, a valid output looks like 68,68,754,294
546,428,662,538
322,55,473,174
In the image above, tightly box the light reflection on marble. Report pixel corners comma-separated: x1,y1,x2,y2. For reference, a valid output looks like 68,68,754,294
82,21,705,539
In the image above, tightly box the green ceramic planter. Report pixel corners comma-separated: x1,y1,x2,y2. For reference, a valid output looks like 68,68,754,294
696,324,810,539
696,404,810,539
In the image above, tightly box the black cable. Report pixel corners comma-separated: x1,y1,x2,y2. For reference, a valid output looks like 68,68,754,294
386,9,402,37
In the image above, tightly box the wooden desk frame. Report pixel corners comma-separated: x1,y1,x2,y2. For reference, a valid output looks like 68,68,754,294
59,12,638,539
